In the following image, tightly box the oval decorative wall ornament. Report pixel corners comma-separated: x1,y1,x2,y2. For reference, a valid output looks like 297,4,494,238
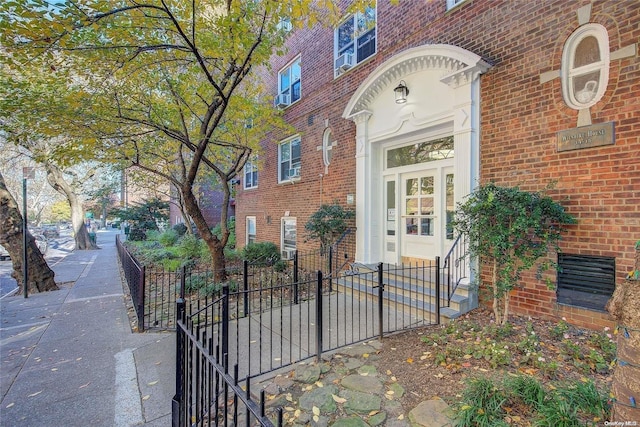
561,23,609,110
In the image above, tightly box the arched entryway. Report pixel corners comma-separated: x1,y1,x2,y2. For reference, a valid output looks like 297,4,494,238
343,44,491,264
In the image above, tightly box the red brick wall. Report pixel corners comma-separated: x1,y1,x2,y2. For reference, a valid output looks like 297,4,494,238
236,0,640,330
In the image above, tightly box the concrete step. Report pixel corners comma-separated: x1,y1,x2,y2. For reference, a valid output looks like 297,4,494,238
335,268,475,323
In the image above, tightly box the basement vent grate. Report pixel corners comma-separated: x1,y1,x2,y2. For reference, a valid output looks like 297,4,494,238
557,253,615,311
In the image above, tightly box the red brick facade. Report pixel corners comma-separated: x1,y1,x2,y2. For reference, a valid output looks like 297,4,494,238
235,0,640,330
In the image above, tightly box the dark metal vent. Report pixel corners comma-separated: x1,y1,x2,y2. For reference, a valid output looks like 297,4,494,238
557,254,615,311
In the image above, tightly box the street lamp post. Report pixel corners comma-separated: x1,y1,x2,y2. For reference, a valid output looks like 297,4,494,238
22,167,34,298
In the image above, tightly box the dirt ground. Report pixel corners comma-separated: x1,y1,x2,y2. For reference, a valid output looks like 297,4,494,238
374,308,614,424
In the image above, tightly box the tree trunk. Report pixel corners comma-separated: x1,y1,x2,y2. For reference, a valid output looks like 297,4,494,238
181,184,228,281
492,259,502,324
0,172,57,293
606,247,640,422
44,162,97,250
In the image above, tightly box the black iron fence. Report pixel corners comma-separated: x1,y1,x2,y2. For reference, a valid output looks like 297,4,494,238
115,229,357,332
172,260,441,426
116,235,146,331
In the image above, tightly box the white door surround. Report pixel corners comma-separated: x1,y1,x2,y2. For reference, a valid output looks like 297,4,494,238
342,44,491,264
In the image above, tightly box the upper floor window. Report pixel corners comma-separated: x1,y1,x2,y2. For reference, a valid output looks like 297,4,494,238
278,136,301,183
334,6,376,77
243,156,258,189
561,23,609,110
275,57,301,108
446,0,468,10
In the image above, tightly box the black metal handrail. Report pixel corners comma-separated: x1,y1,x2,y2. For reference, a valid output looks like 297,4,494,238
441,233,469,306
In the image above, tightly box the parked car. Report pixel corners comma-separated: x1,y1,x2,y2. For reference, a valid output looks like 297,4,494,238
42,224,60,238
34,234,48,255
0,244,9,261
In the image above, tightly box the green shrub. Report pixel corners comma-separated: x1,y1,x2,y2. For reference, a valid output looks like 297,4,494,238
158,229,179,247
242,242,281,266
128,228,147,241
212,218,236,249
177,234,205,259
146,230,161,241
172,222,188,236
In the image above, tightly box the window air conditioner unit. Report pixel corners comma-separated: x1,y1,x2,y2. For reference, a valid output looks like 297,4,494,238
335,53,354,72
276,19,293,32
274,93,290,108
288,167,301,179
281,248,296,260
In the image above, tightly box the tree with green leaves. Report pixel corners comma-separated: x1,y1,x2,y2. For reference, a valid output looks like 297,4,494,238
305,203,355,253
2,0,381,280
452,183,576,325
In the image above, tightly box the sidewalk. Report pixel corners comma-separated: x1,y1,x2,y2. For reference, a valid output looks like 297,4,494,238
0,229,175,427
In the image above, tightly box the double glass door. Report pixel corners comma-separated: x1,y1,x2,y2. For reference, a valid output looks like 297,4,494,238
384,168,454,263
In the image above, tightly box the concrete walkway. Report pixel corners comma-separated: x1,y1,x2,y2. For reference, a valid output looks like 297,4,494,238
0,229,175,426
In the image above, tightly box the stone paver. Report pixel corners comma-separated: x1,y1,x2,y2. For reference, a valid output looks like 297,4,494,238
257,341,454,426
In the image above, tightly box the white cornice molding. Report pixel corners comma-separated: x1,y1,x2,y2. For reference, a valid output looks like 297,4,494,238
343,44,491,119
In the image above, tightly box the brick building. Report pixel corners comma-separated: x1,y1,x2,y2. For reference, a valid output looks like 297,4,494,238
234,0,640,330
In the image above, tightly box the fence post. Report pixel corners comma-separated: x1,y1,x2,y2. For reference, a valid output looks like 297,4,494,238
435,256,441,325
138,265,146,332
293,251,299,305
243,260,249,316
328,246,333,293
377,262,384,340
180,265,186,299
172,298,185,427
316,271,323,363
222,284,230,373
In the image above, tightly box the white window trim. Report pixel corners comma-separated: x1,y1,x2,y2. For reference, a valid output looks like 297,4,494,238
281,217,297,251
446,0,468,11
243,156,258,190
277,56,301,108
561,23,609,110
322,128,336,173
333,5,377,78
278,135,302,183
246,216,256,245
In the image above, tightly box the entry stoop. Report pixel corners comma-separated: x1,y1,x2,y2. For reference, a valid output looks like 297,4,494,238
335,262,476,325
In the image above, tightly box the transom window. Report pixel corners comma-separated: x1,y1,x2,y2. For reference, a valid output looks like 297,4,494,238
243,156,258,189
334,5,376,76
277,57,301,107
387,136,454,169
279,136,301,182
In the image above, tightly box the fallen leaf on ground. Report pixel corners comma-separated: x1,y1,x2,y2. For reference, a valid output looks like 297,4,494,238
332,394,347,403
148,381,158,386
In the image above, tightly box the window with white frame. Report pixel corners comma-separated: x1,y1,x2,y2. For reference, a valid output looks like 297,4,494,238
278,136,301,182
446,0,468,10
561,24,609,111
276,57,301,107
281,217,297,251
334,5,376,76
246,216,256,245
243,156,258,189
322,128,335,170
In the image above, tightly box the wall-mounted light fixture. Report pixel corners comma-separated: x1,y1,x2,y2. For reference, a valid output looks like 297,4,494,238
394,80,409,104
